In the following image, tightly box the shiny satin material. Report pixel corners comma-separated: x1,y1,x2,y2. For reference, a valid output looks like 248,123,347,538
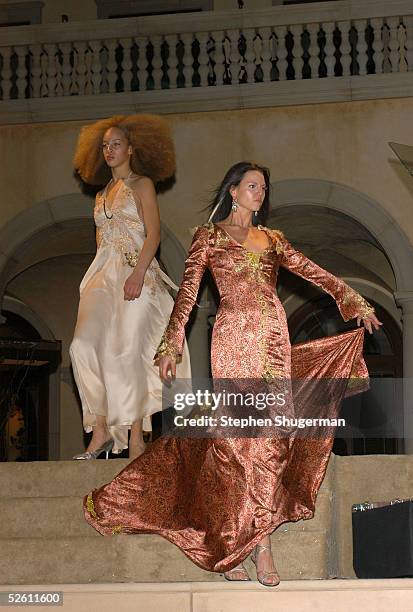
70,179,191,453
84,223,372,571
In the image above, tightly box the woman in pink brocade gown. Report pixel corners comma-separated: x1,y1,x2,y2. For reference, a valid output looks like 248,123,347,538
84,162,381,586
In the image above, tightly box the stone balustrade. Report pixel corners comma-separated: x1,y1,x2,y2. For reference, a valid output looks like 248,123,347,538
0,0,412,122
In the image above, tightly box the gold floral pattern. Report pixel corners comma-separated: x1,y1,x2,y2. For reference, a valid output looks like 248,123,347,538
234,251,266,284
204,221,215,238
94,183,144,256
155,332,181,362
214,231,231,249
341,285,375,320
256,293,285,382
258,226,285,255
86,492,98,519
124,249,140,267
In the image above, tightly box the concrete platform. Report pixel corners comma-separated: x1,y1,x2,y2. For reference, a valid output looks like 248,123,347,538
1,580,413,612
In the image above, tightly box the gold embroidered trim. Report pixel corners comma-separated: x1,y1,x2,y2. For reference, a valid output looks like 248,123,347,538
262,367,285,383
112,526,123,535
86,492,98,519
215,231,231,248
96,216,141,255
203,221,215,237
234,251,265,284
275,240,284,255
155,333,181,361
193,222,214,239
348,376,360,388
342,286,375,319
258,226,284,255
256,294,284,383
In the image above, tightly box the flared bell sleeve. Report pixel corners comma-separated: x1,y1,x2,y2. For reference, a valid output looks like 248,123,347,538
274,233,374,322
154,225,210,363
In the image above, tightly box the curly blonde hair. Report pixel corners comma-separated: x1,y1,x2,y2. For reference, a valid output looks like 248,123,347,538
73,114,176,186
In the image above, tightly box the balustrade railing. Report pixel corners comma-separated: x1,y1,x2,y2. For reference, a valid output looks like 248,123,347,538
0,0,412,101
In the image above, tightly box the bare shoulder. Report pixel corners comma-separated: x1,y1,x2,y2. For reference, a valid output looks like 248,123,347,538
129,175,156,195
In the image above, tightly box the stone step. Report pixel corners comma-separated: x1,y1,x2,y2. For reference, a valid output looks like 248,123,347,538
0,457,334,498
0,490,331,539
1,579,412,612
0,459,130,498
0,531,330,585
0,458,335,585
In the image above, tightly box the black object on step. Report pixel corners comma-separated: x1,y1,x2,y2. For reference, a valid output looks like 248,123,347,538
352,499,413,578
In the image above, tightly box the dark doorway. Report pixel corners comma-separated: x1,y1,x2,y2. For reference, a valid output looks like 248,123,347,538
0,311,61,461
288,296,403,455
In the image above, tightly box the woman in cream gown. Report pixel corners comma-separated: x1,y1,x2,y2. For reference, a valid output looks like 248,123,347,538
83,162,381,585
70,114,190,459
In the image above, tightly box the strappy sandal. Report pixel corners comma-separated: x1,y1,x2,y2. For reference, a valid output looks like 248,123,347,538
251,543,280,587
223,563,251,581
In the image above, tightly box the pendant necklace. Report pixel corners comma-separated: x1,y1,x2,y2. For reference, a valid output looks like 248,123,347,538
103,171,133,220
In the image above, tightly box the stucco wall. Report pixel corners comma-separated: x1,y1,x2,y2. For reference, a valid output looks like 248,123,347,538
1,97,413,457
0,0,273,24
1,98,413,246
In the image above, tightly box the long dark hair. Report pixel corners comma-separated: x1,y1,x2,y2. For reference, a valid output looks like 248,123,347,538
207,161,271,226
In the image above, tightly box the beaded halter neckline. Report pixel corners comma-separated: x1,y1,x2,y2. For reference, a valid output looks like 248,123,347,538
102,171,133,219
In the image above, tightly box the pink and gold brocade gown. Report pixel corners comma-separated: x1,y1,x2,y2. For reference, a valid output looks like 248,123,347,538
83,223,373,573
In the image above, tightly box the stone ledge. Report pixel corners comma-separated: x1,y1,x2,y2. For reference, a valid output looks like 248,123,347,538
0,489,332,539
0,531,329,585
0,74,412,125
1,579,413,612
0,457,334,498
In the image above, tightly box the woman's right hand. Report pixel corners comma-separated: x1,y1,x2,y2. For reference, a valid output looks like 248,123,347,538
158,355,176,385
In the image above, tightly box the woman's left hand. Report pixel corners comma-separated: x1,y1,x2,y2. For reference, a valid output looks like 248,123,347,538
124,270,144,301
356,312,382,334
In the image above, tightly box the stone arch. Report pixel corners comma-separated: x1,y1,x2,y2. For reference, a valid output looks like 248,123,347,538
271,179,413,293
0,193,188,295
2,295,56,340
271,178,413,451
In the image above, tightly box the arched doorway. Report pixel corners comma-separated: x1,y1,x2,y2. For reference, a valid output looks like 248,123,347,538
269,181,411,454
0,308,61,461
288,296,403,455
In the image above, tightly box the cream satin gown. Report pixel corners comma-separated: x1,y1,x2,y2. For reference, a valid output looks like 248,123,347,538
70,178,191,453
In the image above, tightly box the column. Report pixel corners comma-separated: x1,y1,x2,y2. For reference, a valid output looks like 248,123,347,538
395,291,413,453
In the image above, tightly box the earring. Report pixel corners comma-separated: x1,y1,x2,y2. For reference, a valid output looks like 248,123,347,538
231,199,238,211
254,211,258,217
